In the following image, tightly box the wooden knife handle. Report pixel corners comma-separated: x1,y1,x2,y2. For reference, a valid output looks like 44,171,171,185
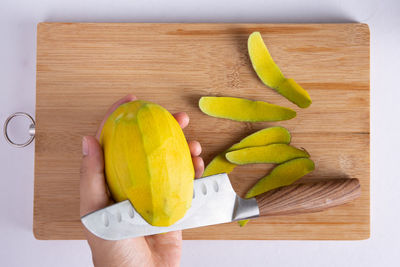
255,178,361,217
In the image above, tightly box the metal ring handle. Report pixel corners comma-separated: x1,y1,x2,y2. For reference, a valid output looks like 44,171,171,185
3,112,35,147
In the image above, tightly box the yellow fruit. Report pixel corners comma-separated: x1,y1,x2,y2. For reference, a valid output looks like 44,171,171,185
199,96,296,122
238,220,249,227
245,158,315,199
203,127,291,177
248,32,312,108
202,154,237,177
100,100,194,226
225,144,309,165
248,32,285,89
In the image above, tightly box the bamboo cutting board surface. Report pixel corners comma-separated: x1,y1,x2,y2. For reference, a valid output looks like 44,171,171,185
34,23,370,240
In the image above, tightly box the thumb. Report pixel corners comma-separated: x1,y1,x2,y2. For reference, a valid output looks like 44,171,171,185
80,136,112,217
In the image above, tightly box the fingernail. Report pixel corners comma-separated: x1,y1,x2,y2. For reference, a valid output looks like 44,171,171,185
82,137,89,156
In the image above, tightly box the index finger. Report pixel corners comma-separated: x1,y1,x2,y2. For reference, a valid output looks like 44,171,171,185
95,94,137,140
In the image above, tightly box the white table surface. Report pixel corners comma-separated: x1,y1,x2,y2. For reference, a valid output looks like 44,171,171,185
1,0,399,266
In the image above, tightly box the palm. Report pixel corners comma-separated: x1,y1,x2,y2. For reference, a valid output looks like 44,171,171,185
90,232,181,267
80,95,203,267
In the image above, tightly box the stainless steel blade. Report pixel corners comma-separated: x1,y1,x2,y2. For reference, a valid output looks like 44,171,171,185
81,173,259,240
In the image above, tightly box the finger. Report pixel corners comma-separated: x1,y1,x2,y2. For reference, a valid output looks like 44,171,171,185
192,156,204,178
188,140,202,156
172,112,189,129
95,94,137,140
80,136,112,217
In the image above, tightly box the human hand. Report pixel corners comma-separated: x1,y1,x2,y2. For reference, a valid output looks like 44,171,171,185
80,94,204,267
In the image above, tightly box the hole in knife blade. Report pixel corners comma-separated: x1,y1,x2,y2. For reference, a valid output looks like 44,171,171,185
201,183,207,195
128,207,135,219
213,180,219,192
116,211,122,222
102,213,110,227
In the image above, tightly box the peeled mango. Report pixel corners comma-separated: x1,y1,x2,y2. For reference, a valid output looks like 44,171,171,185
100,100,194,227
202,127,291,177
199,96,296,122
248,32,312,108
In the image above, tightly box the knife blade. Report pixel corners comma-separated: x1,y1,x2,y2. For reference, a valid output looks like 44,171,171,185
81,174,360,240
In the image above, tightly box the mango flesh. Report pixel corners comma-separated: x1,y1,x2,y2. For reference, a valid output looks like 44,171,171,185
245,158,315,199
100,100,194,226
202,127,291,177
276,78,312,109
247,32,285,89
248,32,312,108
230,127,291,150
238,219,250,227
225,144,309,165
199,96,296,122
202,154,237,177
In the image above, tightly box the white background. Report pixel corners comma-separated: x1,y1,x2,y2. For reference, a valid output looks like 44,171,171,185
1,0,399,266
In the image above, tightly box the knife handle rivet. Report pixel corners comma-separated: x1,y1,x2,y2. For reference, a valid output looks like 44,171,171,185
201,183,207,195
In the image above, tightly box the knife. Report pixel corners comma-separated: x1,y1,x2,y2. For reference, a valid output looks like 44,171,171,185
81,173,361,240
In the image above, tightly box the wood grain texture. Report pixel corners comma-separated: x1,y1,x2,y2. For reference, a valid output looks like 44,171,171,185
34,23,370,240
255,179,361,216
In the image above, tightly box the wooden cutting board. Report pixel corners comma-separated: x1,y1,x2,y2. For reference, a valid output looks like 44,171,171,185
34,23,370,240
